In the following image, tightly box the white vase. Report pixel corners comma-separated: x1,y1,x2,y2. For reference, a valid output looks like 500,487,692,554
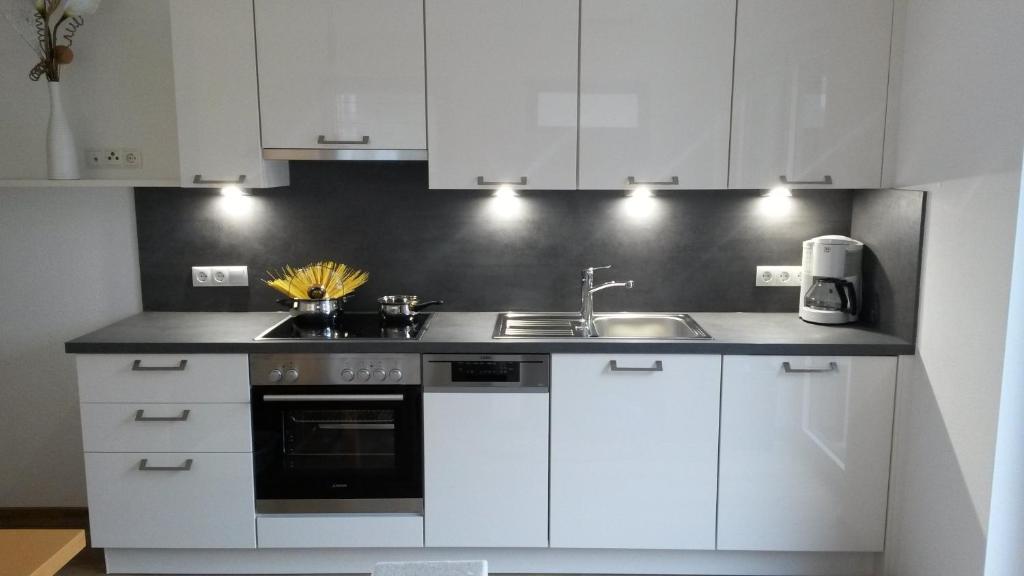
47,81,80,180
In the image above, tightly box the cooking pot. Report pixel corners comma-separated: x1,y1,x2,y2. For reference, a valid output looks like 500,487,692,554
378,295,444,322
277,297,346,326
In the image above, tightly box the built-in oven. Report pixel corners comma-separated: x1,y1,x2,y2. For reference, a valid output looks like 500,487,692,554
250,353,422,514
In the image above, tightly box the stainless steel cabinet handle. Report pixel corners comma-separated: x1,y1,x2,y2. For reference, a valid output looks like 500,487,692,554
782,361,839,374
131,359,188,371
779,175,833,185
138,458,193,472
609,360,664,372
476,176,528,186
192,174,246,185
262,394,404,402
627,176,679,186
317,135,370,145
134,409,191,422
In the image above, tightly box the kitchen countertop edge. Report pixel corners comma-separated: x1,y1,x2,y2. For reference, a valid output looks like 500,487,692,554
64,312,915,356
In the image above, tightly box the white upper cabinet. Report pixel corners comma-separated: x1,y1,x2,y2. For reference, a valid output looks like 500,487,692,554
254,0,426,152
578,0,735,190
425,0,579,189
729,0,893,189
718,356,897,551
169,0,287,188
550,354,721,550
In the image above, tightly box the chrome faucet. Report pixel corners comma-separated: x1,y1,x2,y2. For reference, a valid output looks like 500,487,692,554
580,265,635,336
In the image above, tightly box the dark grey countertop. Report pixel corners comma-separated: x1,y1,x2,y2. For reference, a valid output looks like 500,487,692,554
65,311,914,355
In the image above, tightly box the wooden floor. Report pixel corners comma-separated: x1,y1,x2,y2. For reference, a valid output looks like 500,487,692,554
0,508,104,576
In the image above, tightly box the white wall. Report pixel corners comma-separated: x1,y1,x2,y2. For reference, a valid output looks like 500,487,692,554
983,154,1024,576
884,1,1024,574
0,0,178,181
0,187,141,506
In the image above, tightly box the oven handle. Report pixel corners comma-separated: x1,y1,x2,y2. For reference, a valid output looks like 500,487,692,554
261,394,405,402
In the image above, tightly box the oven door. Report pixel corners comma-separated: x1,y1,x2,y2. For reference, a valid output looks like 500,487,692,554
251,385,422,513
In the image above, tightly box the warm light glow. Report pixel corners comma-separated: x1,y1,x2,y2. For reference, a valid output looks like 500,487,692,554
628,185,654,199
758,194,794,217
764,186,793,198
493,185,518,199
220,184,245,198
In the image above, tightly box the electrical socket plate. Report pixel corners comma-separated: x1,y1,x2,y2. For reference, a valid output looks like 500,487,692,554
192,266,248,287
756,265,803,287
85,148,141,168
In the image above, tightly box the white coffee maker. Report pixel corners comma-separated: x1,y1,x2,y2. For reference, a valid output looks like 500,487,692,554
799,235,864,325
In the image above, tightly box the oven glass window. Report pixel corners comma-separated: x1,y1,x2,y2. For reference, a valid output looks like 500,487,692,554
282,408,397,469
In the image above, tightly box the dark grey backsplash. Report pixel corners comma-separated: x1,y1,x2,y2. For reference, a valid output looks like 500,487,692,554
136,162,856,314
851,188,927,343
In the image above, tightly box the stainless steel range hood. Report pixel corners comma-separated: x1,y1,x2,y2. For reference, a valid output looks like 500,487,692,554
262,148,427,161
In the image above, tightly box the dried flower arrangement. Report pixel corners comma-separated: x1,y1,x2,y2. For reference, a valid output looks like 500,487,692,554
2,0,102,81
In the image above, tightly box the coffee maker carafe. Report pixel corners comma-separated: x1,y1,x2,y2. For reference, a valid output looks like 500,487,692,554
799,235,864,325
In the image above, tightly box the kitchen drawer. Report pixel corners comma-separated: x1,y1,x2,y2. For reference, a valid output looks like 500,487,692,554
84,452,256,549
77,354,249,403
81,403,252,453
257,515,424,548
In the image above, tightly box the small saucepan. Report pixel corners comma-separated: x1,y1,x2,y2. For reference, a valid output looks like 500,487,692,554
378,295,444,323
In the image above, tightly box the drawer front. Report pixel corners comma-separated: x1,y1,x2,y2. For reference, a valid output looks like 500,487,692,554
257,515,424,548
81,403,252,453
84,452,256,549
77,354,249,403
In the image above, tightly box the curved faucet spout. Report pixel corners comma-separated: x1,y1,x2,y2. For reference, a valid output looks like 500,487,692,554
589,280,635,294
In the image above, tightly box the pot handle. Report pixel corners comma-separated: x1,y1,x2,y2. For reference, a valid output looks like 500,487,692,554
411,300,445,311
276,298,295,308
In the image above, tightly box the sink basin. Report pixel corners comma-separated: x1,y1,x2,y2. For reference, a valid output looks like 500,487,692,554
591,313,710,339
493,312,710,339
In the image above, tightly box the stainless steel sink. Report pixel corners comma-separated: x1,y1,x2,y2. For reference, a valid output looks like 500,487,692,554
493,312,711,339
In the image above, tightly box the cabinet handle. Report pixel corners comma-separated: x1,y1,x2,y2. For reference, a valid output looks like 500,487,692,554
609,360,664,372
476,176,528,186
192,174,246,185
782,361,839,374
779,175,833,185
317,135,370,145
131,359,188,372
627,176,679,186
134,409,191,422
138,458,193,472
262,394,404,402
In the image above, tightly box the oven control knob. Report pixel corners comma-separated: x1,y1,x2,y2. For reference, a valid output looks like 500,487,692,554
357,368,371,382
373,369,387,382
267,369,283,383
340,369,355,382
389,369,403,382
283,369,299,383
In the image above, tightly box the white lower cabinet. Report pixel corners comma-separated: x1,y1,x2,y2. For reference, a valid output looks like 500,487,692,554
85,452,256,549
717,355,897,551
81,403,251,453
424,391,549,547
550,354,721,550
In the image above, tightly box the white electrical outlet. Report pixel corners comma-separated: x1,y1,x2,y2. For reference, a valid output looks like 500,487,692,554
756,265,803,287
84,147,141,168
193,266,248,287
123,148,142,168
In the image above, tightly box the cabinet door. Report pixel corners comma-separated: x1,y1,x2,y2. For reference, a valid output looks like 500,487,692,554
578,0,734,190
255,0,426,150
424,391,548,547
426,0,579,189
718,356,897,551
81,403,252,453
169,0,287,188
729,0,892,189
85,452,255,548
550,354,720,550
